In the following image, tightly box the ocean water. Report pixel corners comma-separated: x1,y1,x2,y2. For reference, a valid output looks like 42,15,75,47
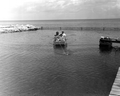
1,19,120,27
0,19,120,96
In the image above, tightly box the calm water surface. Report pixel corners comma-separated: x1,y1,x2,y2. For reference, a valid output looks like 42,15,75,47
0,29,120,96
0,19,120,96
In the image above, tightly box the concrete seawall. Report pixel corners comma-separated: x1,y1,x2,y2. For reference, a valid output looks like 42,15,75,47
0,24,40,34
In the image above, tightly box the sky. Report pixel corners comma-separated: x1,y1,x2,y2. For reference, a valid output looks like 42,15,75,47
0,0,120,20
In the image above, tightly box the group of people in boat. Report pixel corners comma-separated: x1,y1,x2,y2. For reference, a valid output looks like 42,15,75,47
54,31,66,42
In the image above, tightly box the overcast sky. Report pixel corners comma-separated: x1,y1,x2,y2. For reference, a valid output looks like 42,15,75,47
0,0,120,20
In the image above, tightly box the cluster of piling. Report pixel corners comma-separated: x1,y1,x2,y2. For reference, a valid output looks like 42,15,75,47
40,27,120,31
99,36,120,50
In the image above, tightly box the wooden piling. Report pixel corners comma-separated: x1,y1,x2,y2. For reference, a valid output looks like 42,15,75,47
39,27,120,31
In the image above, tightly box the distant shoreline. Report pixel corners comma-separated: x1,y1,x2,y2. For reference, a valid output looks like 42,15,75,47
0,18,120,22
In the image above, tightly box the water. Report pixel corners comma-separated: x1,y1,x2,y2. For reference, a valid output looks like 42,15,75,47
0,19,120,96
1,19,120,27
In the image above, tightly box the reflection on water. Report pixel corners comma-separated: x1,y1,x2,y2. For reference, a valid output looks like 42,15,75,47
99,46,112,54
99,46,120,54
99,45,120,70
53,45,71,56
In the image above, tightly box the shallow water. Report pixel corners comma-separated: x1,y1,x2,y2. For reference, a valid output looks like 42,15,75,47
0,30,120,96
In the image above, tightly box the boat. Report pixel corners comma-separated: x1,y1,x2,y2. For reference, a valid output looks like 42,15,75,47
53,38,67,48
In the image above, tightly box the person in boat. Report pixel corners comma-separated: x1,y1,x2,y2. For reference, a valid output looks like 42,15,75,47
54,31,60,42
59,31,66,41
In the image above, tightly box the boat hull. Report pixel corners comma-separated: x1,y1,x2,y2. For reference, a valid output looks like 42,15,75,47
53,41,67,48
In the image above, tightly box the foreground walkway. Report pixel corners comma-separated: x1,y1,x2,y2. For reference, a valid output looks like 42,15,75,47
109,67,120,96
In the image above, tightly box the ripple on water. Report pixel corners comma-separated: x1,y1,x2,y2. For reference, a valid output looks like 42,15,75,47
0,31,119,96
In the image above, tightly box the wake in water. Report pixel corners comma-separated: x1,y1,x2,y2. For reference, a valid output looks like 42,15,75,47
53,46,71,56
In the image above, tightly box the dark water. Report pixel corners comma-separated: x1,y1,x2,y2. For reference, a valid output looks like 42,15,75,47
0,20,120,96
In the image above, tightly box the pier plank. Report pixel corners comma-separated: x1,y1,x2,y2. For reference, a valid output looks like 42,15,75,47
109,67,120,96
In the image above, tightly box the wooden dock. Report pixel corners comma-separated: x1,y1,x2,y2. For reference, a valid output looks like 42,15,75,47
111,38,120,43
100,37,120,43
109,67,120,96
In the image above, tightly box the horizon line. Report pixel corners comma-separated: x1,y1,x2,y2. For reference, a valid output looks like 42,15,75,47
0,18,120,21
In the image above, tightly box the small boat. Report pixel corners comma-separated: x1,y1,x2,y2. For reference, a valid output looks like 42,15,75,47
53,38,67,48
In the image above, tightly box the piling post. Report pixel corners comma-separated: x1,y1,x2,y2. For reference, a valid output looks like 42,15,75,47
41,26,43,30
103,27,105,31
60,27,62,30
81,27,83,30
